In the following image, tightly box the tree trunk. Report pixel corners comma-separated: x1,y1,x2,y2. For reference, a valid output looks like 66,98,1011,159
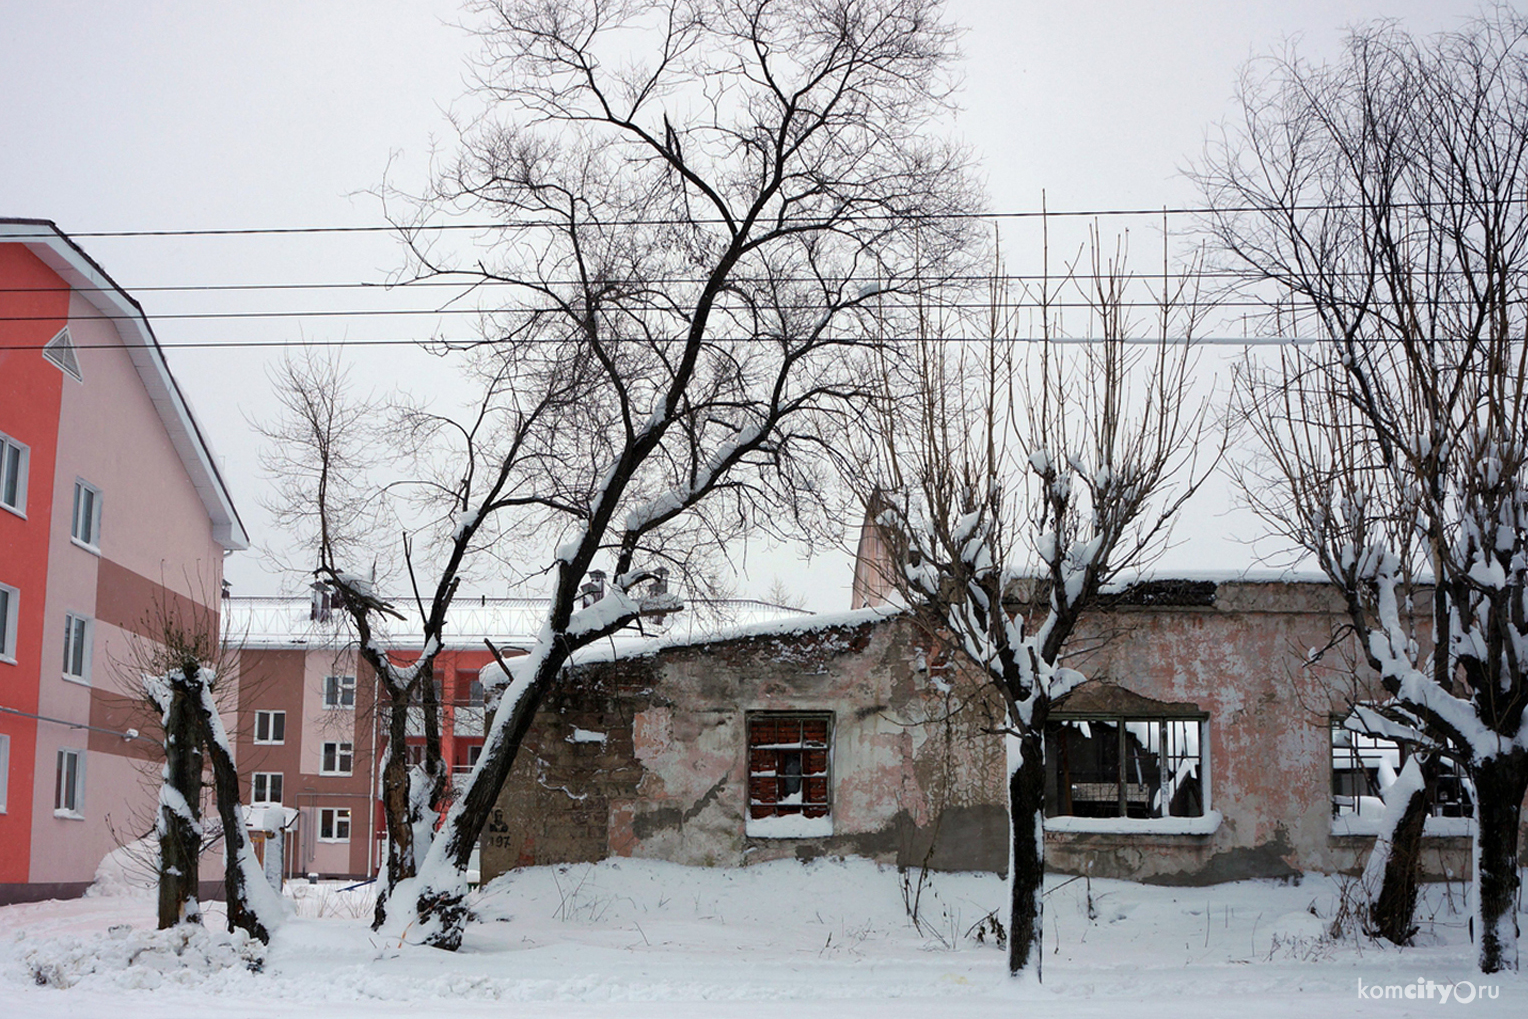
1473,748,1527,973
193,688,272,943
157,667,203,929
1007,719,1047,977
1366,756,1435,945
373,689,415,930
407,658,555,949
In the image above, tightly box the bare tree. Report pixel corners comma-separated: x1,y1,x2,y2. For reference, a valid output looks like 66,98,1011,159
1198,10,1528,972
259,0,979,949
261,353,449,928
857,229,1217,977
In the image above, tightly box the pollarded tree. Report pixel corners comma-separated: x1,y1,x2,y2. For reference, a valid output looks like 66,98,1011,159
134,599,281,942
859,231,1218,977
1198,10,1528,972
332,0,978,948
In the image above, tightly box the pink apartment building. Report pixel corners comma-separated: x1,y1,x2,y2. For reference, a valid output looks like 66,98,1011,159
0,219,247,904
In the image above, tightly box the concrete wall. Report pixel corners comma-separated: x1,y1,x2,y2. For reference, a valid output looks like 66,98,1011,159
482,615,1009,883
484,582,1527,887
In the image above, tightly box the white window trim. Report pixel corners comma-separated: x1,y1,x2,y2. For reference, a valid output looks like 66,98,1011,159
253,709,286,745
1042,717,1219,836
317,807,352,843
320,741,354,776
323,674,356,710
0,432,28,518
251,771,283,804
43,326,83,383
61,612,92,685
745,713,835,839
54,747,85,819
0,583,18,665
0,732,10,814
70,479,102,553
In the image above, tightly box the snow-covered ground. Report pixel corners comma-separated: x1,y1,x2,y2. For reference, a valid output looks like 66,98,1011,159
2,858,1523,1017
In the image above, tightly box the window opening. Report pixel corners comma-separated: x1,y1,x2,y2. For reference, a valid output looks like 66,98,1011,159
1045,716,1206,819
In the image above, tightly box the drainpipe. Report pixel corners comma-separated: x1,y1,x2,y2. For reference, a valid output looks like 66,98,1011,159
367,667,381,879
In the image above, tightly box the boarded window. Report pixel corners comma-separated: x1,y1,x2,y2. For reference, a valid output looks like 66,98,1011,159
747,714,831,821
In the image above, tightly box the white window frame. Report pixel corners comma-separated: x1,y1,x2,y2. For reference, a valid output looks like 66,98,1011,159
54,747,85,818
1042,715,1219,835
71,479,102,551
43,326,83,382
323,674,356,710
0,432,28,518
320,741,354,776
1330,713,1474,836
318,807,352,842
253,709,286,745
0,732,10,814
61,612,91,685
0,583,18,665
251,771,283,804
746,712,834,838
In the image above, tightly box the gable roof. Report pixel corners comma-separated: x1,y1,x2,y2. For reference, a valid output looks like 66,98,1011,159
0,218,248,550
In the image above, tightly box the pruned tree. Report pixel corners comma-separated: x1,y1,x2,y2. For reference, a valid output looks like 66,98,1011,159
1197,9,1528,972
260,0,978,948
857,228,1218,977
133,598,281,942
143,659,205,930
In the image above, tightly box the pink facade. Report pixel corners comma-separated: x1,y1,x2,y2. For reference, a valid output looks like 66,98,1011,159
0,220,246,904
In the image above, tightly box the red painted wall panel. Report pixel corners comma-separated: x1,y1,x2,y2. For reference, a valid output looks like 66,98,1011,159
0,243,69,882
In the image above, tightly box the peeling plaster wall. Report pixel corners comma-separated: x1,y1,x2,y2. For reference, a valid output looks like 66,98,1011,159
480,616,1008,883
1042,580,1485,884
483,581,1523,887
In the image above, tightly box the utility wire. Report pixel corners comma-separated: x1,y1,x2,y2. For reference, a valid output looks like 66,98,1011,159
0,264,1479,296
0,335,1319,352
0,298,1340,325
3,196,1521,239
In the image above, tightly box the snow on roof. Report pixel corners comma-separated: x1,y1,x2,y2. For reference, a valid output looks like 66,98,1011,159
0,218,248,550
567,604,903,665
223,595,814,651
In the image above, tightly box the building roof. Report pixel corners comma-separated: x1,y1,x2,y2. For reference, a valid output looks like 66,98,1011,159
0,218,248,551
224,595,812,651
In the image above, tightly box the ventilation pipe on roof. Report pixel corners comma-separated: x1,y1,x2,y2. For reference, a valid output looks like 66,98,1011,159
579,570,607,608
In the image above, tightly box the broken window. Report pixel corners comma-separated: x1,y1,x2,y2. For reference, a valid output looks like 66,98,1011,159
1044,715,1206,819
1330,713,1472,820
746,713,831,837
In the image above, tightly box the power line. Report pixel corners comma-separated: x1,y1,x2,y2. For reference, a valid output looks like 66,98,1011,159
5,196,1522,240
0,335,1319,353
0,263,1472,296
0,299,1322,325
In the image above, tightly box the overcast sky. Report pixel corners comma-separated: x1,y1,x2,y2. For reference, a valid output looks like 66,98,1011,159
0,1,1480,610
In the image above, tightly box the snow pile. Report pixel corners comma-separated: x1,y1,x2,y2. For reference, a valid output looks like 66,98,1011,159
86,838,157,899
12,923,264,991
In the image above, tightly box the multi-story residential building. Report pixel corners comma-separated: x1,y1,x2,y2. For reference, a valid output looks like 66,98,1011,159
224,593,801,879
0,219,247,904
